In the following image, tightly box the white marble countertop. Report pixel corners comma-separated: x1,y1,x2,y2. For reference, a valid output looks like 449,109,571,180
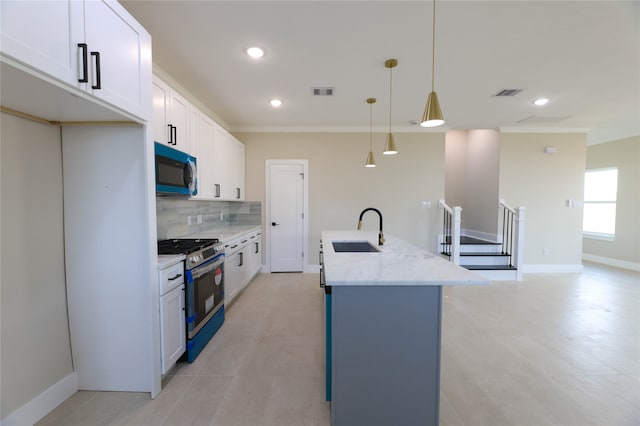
322,230,490,286
157,254,185,270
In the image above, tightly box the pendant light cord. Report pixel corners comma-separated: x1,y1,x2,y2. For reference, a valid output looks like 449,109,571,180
389,66,393,133
431,0,436,92
370,102,373,150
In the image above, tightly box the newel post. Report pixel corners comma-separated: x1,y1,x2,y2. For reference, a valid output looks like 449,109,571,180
514,206,526,281
452,206,462,265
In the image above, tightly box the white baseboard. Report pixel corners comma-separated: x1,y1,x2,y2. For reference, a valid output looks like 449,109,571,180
582,254,640,272
522,264,584,274
1,372,78,426
461,228,499,243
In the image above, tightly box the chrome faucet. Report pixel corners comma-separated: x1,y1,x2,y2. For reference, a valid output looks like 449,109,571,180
357,207,385,245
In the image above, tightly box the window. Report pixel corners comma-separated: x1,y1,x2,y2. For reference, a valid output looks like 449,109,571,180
583,168,617,240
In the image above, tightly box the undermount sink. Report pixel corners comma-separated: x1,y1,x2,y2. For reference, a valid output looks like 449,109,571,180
332,241,380,253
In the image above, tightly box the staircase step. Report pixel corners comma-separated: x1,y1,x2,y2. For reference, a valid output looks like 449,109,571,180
460,236,501,245
463,265,517,270
460,252,509,257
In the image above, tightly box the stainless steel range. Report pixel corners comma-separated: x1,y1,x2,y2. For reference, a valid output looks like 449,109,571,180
157,238,225,362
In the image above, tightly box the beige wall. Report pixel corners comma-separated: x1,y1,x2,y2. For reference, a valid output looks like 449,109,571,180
499,133,587,266
583,136,640,265
237,132,446,264
445,130,500,238
444,130,467,207
463,130,500,236
1,113,73,419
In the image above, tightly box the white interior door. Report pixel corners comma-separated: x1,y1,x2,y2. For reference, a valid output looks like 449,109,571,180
269,162,305,272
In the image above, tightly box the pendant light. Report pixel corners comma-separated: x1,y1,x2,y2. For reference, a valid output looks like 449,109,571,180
420,0,445,127
365,98,377,168
383,59,398,155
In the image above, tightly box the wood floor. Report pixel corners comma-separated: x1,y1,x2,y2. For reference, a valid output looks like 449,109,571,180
36,262,639,426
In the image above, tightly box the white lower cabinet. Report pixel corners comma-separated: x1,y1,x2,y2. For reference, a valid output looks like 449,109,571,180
248,230,262,277
159,261,186,375
225,243,247,306
224,228,262,306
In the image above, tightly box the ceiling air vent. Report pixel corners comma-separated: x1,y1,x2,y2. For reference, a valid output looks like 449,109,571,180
312,87,335,96
493,88,524,97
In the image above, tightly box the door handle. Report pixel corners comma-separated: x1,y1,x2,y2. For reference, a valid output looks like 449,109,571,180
90,51,101,89
78,43,88,83
272,222,279,226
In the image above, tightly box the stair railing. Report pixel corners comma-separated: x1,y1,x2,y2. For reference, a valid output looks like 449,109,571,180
499,199,525,281
439,200,462,265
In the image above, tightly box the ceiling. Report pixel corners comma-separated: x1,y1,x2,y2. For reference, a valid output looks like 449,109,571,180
121,0,640,145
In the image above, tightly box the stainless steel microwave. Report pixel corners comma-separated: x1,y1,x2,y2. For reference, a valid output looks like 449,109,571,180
154,142,197,196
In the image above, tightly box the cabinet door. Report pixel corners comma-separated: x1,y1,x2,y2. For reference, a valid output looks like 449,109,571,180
193,114,215,199
226,248,248,305
84,0,151,120
152,78,171,145
169,90,190,153
212,124,229,199
234,138,246,200
226,135,245,200
160,285,186,375
1,0,84,87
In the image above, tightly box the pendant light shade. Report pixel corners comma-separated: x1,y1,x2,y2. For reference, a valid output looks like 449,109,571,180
384,133,397,155
420,0,445,127
365,150,376,168
365,98,377,168
383,59,398,155
421,91,444,127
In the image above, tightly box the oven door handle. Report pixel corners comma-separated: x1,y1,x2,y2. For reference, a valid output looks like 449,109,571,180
190,257,224,280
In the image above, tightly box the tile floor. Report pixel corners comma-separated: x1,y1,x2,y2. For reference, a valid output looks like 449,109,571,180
37,262,639,426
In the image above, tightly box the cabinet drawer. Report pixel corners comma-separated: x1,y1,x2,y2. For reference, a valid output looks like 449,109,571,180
159,262,184,295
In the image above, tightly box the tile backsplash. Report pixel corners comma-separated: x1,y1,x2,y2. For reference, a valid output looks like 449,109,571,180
156,196,261,240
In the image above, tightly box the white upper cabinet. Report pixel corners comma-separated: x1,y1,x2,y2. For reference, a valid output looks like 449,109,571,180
1,0,83,86
152,76,192,154
152,78,171,144
193,114,215,199
228,135,245,201
211,124,229,199
211,127,245,201
1,0,151,121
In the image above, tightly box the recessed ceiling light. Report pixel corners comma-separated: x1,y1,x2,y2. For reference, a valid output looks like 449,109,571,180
533,98,550,106
246,46,264,58
269,99,282,107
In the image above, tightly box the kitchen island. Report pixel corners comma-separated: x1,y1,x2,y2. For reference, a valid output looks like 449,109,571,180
321,230,489,426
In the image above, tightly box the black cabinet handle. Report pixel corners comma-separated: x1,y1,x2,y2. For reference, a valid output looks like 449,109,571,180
214,184,221,198
239,252,244,267
272,222,279,227
78,43,88,83
172,125,177,145
168,274,182,281
255,242,259,254
90,51,101,89
236,188,241,199
167,125,173,145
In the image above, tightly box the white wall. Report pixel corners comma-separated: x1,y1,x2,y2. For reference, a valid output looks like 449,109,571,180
0,113,73,419
238,132,446,264
583,136,640,268
499,133,586,267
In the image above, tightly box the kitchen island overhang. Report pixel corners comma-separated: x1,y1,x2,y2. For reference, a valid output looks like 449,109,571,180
321,230,489,426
